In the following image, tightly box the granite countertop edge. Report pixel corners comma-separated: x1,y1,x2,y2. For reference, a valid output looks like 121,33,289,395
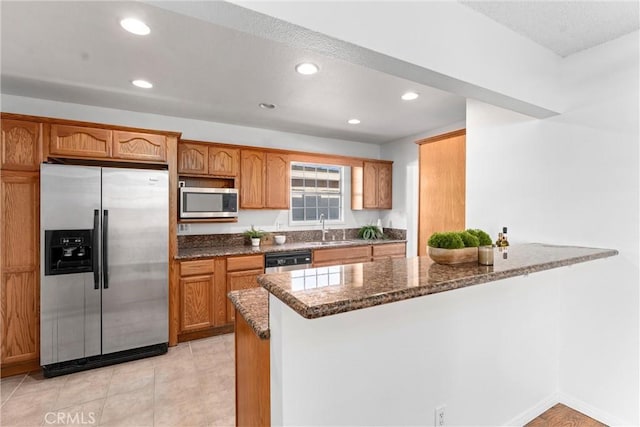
227,288,270,340
258,246,619,320
176,239,407,260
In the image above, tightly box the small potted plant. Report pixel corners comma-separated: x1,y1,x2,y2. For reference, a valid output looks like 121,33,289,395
427,229,489,265
244,225,265,247
357,224,384,240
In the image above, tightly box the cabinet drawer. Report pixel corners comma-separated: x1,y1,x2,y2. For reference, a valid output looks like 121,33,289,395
372,243,406,259
313,245,372,266
227,254,264,272
180,259,215,276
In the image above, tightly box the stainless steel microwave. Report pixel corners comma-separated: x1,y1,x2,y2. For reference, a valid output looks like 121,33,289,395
179,187,238,219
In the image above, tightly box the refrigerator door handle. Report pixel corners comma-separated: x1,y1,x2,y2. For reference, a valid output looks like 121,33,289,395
93,209,100,290
103,210,109,289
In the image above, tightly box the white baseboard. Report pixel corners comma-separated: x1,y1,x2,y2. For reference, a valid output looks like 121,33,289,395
503,393,559,426
557,392,631,427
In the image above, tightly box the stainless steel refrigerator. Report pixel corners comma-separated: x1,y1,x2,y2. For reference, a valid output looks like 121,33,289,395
40,164,168,376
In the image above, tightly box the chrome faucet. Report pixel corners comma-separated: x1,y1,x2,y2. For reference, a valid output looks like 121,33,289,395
320,213,329,241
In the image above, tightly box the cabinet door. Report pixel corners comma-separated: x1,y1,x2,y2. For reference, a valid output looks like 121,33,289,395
312,246,372,267
265,153,289,209
1,171,39,365
240,150,265,208
1,119,42,171
112,131,167,163
209,147,240,177
362,162,378,209
226,268,263,323
178,142,208,175
372,243,406,261
50,124,111,158
180,274,215,332
377,162,392,209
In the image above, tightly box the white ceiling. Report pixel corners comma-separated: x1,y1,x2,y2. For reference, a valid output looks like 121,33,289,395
461,1,640,57
0,1,466,145
2,2,637,145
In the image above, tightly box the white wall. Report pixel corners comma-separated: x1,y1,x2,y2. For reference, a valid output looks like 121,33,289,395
1,94,384,235
270,266,573,426
380,121,466,257
466,31,639,425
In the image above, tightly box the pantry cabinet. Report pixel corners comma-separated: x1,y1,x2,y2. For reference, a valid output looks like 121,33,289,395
0,115,43,376
0,171,40,374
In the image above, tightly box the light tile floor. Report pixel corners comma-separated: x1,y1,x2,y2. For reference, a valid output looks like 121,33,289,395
0,334,235,427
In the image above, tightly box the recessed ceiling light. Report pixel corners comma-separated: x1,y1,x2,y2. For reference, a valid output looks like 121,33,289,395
401,92,419,101
347,119,361,125
120,18,150,36
259,103,276,109
295,63,319,75
132,79,153,89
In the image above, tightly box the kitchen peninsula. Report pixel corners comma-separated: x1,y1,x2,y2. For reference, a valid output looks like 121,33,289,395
229,243,618,426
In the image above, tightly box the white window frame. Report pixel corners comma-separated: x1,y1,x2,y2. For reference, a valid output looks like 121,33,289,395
288,162,345,226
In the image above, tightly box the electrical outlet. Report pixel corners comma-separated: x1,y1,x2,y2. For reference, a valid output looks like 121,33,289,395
434,405,446,426
178,223,190,232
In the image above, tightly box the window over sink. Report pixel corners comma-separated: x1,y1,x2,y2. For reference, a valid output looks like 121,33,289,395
290,162,343,224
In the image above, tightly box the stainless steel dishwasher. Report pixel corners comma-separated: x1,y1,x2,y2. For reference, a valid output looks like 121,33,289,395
265,250,312,273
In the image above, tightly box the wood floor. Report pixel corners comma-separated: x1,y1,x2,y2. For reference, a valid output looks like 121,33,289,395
525,403,607,427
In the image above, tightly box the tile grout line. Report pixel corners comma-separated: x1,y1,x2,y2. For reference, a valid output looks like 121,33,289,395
0,373,27,409
95,368,115,427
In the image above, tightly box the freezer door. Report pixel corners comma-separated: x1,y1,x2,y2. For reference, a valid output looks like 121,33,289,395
101,168,168,353
40,164,102,365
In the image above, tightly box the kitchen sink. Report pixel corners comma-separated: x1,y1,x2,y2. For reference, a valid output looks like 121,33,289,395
308,240,354,246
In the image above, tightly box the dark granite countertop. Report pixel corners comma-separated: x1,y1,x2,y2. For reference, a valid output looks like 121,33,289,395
176,239,406,260
258,243,618,320
227,287,270,339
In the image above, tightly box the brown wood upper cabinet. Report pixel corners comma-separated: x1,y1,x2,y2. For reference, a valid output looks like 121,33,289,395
178,141,239,177
49,124,167,164
112,131,166,163
265,152,290,209
352,161,393,210
240,150,289,209
1,119,43,171
240,150,265,208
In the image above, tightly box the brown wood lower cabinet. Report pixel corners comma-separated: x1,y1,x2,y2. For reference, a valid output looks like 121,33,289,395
372,243,406,261
178,258,229,341
235,310,270,426
313,243,406,267
226,254,264,324
312,245,372,267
